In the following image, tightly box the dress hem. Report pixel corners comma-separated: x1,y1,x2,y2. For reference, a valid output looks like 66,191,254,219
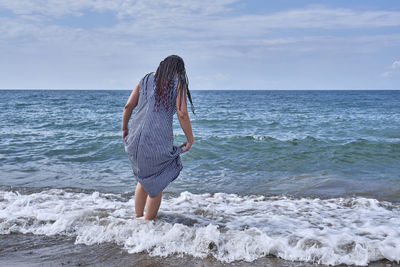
135,160,183,197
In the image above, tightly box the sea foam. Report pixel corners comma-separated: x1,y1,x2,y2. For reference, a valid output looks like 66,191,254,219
0,189,399,266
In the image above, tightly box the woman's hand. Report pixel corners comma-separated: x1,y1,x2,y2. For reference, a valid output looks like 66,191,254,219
122,129,129,140
176,82,194,154
179,140,193,153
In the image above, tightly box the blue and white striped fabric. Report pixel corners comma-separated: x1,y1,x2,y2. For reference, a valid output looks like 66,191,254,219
124,72,183,197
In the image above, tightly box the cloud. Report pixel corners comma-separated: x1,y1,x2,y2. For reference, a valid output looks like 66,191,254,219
0,1,399,89
2,2,400,43
0,0,238,19
381,60,400,78
392,60,400,69
2,2,400,53
2,1,400,30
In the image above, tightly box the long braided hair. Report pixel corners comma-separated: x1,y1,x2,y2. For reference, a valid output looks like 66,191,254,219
153,55,195,114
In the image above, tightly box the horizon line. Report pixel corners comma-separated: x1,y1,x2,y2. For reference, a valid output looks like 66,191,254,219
1,88,399,91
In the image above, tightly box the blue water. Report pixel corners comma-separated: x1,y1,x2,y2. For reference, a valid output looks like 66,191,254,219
1,90,400,200
1,90,400,265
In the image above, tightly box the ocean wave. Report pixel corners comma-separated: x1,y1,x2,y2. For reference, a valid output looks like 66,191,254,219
173,134,400,163
1,189,399,266
173,133,400,144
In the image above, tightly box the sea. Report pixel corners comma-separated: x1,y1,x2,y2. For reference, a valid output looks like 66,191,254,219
0,89,399,266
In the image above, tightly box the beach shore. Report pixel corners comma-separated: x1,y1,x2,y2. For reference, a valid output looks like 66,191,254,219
1,234,398,267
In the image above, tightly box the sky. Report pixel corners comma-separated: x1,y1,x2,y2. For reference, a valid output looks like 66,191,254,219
0,0,399,90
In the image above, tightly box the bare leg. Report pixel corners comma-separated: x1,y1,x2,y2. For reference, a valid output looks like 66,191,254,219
144,192,162,220
134,182,148,218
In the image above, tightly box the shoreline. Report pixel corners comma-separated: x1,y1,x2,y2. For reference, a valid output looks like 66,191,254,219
1,234,398,267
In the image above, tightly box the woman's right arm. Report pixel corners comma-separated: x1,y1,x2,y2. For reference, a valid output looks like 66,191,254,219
121,81,140,139
176,83,194,153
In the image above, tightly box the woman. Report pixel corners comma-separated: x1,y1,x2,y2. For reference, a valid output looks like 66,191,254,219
121,55,194,220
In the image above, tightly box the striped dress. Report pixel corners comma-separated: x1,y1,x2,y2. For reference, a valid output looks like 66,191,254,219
123,72,183,197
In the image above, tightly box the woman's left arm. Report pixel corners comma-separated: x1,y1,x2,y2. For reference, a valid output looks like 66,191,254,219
121,81,140,139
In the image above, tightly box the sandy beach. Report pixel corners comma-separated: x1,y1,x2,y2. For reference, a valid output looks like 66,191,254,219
2,234,398,267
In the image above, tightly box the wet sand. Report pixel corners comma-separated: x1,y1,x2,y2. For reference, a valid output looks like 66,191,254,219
0,234,398,267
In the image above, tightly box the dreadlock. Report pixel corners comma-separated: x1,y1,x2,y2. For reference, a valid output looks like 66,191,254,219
152,55,195,114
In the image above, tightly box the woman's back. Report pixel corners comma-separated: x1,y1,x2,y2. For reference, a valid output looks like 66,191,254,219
124,72,182,197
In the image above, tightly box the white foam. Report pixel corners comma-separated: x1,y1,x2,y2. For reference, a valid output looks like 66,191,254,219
1,189,399,265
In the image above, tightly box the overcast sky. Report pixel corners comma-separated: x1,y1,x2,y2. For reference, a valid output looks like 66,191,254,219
0,0,399,90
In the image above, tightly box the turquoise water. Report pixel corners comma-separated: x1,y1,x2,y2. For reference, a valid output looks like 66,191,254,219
1,89,400,265
1,90,399,200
